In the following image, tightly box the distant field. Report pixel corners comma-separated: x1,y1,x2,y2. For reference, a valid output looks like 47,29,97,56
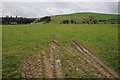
2,24,118,78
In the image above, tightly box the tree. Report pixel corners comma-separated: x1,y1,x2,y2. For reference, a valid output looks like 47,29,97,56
40,16,51,23
93,20,98,24
71,20,74,24
82,21,85,24
62,20,69,24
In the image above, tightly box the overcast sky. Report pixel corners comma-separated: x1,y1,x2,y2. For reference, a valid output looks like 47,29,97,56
1,1,119,18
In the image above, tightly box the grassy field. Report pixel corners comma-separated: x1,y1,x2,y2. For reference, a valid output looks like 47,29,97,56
2,23,118,78
51,12,118,24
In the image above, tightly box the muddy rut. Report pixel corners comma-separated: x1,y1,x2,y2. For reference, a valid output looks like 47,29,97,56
71,40,118,78
19,40,118,78
20,40,64,78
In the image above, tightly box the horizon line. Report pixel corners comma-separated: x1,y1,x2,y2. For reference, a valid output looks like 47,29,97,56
1,11,119,18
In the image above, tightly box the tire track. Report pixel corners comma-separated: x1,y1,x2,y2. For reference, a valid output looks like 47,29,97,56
19,56,43,78
19,40,118,78
68,44,105,78
72,40,118,78
42,50,54,78
49,40,64,78
20,40,64,78
71,45,107,78
62,46,101,78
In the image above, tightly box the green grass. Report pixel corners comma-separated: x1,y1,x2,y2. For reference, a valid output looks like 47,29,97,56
2,23,118,78
51,12,118,24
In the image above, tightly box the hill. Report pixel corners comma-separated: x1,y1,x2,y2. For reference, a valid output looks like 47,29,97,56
50,12,119,24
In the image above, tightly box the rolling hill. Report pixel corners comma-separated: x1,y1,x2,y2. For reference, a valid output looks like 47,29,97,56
49,12,119,24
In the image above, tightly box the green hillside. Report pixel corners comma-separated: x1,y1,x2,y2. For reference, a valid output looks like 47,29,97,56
50,12,119,24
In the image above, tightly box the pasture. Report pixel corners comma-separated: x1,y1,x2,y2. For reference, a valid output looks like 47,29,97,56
2,23,118,78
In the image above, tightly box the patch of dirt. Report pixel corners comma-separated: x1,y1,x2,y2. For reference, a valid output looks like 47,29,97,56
71,40,118,78
19,55,43,78
19,40,118,78
19,40,64,78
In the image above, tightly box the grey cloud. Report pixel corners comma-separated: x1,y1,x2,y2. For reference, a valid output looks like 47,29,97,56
2,2,119,18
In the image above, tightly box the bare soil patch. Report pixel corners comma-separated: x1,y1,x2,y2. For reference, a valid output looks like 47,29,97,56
19,40,118,78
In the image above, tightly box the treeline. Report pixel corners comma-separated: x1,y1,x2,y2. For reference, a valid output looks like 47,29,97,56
61,16,119,24
61,19,76,24
35,16,51,24
1,16,35,24
1,15,119,25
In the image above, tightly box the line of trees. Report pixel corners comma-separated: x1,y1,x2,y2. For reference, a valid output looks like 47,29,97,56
62,19,76,24
1,15,118,25
61,17,98,24
98,18,119,24
35,16,51,24
1,16,35,24
61,16,118,24
82,16,98,24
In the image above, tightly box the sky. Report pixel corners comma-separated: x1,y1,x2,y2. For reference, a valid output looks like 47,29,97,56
1,0,120,18
2,0,120,2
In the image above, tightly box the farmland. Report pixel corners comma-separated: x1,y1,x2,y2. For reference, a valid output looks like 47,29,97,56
2,23,118,78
